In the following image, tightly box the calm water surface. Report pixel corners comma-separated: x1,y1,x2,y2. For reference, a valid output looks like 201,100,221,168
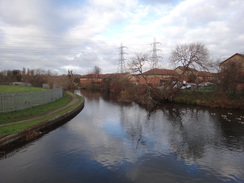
0,90,244,183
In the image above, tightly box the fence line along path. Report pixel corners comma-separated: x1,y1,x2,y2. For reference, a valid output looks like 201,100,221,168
0,88,63,113
0,92,79,128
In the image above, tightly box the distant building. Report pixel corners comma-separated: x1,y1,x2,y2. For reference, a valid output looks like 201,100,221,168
80,74,104,86
42,84,50,89
140,68,178,87
174,66,216,83
80,72,132,90
11,82,32,87
174,66,198,75
220,53,244,90
80,66,218,89
220,53,244,72
174,66,197,83
196,71,217,83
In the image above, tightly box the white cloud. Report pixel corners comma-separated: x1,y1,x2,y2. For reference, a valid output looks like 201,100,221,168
0,0,243,74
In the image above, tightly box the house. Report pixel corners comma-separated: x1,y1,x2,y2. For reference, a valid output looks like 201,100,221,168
220,53,244,90
174,66,217,83
103,73,133,91
80,72,134,91
220,53,244,72
80,66,218,90
174,66,198,75
139,68,179,87
238,72,244,90
196,71,216,83
80,74,105,87
174,66,198,82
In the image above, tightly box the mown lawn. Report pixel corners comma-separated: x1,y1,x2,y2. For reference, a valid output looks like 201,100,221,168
0,93,72,125
0,85,46,93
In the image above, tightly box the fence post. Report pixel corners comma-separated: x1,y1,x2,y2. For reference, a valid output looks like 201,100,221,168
2,95,4,112
13,93,16,111
0,95,3,113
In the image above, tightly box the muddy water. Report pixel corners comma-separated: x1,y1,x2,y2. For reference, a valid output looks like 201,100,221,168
0,90,243,183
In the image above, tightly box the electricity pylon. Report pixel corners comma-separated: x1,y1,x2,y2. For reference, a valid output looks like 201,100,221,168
118,42,127,73
150,38,162,69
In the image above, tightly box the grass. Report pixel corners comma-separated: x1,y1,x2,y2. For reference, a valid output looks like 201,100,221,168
0,94,83,136
174,89,244,109
180,87,244,100
180,86,215,94
0,85,47,93
0,93,72,124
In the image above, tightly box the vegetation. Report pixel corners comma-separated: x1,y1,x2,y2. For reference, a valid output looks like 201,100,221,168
0,68,81,90
80,43,242,110
173,90,244,109
0,94,83,136
0,85,46,93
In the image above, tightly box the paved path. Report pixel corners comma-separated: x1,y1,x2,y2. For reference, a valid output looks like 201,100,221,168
0,92,79,128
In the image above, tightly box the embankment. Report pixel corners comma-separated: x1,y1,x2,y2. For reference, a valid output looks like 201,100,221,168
0,94,84,153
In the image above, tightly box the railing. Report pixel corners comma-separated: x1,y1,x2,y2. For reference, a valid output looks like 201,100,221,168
0,88,63,113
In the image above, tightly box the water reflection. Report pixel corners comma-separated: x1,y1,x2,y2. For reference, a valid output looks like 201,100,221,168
0,90,243,183
78,90,244,182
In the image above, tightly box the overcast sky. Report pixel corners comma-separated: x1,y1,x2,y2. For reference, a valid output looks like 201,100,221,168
0,0,243,74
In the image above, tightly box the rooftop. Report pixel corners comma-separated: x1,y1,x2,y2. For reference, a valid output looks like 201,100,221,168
143,68,178,75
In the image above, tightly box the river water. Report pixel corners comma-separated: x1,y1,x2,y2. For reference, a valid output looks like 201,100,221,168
0,90,244,183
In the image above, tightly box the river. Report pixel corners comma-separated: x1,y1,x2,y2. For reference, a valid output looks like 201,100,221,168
0,90,244,183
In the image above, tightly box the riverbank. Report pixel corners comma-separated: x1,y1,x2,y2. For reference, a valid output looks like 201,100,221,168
83,87,244,111
119,90,242,112
0,92,84,153
173,92,244,110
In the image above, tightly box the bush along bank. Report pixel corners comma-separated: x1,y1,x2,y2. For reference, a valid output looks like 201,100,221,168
82,80,244,111
172,91,244,110
118,85,244,111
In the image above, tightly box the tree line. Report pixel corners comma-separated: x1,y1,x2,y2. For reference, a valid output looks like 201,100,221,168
0,68,80,89
85,42,244,110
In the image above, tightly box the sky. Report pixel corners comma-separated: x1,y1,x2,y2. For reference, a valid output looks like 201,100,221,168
0,0,243,75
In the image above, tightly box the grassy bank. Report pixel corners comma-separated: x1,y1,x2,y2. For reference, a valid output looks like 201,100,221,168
173,90,244,109
0,93,72,124
0,85,46,93
0,92,83,137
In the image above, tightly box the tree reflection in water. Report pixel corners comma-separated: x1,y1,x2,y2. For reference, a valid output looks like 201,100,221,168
77,90,244,181
1,90,243,183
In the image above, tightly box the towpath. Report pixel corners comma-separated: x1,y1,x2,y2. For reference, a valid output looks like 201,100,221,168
0,92,79,128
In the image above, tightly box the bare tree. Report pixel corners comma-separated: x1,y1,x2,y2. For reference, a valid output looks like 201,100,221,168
93,66,101,75
127,53,162,109
209,56,225,73
128,53,151,85
93,66,101,80
81,66,102,90
170,42,210,71
169,42,210,89
128,53,148,74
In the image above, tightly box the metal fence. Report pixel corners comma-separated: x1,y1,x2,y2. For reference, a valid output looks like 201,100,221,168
0,88,63,113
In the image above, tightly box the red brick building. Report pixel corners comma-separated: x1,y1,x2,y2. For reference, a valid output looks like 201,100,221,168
220,53,244,90
138,68,178,87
